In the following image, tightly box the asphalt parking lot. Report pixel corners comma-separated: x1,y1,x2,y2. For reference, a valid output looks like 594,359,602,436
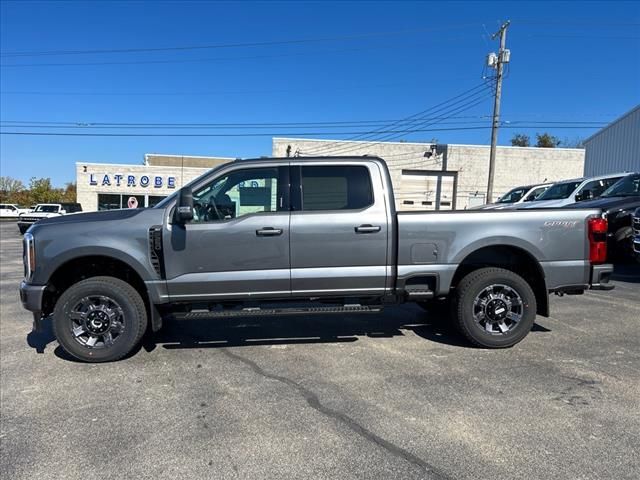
1,221,639,480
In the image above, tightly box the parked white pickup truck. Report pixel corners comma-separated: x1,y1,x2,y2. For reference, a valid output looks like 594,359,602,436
0,203,30,219
17,202,82,234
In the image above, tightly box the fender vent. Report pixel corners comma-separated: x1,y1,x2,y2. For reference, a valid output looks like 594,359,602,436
148,226,165,277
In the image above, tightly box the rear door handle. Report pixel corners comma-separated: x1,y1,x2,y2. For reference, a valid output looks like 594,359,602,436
355,224,381,234
256,227,283,236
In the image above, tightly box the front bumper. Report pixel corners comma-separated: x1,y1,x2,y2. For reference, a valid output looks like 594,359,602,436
17,221,35,231
19,280,46,312
590,264,614,291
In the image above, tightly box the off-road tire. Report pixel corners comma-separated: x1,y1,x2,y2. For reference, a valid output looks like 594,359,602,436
53,276,147,362
452,267,536,348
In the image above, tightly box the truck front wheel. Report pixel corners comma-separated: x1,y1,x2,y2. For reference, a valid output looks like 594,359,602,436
52,276,148,362
452,267,536,348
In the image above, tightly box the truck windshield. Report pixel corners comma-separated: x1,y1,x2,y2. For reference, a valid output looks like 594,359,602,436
600,174,640,197
35,205,60,213
497,187,528,203
536,181,582,201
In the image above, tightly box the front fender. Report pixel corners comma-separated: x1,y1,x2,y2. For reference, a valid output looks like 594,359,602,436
34,245,154,285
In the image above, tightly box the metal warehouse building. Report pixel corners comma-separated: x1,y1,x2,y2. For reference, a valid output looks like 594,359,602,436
583,105,640,176
273,138,585,210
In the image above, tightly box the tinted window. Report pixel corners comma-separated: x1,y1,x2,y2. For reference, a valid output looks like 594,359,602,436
537,181,582,201
62,203,83,213
524,186,548,201
579,177,624,199
601,174,640,197
497,187,528,203
35,205,60,213
192,167,281,222
301,166,373,211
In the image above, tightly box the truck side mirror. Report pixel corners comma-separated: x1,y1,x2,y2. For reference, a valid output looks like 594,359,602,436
174,186,194,224
576,189,592,202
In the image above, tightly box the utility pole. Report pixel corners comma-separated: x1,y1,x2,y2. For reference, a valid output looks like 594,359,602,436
486,20,510,204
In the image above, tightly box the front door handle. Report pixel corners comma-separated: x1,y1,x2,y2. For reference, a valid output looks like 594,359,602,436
355,224,381,234
256,227,283,236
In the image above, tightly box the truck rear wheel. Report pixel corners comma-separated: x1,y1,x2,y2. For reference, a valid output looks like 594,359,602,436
52,276,147,362
452,267,536,348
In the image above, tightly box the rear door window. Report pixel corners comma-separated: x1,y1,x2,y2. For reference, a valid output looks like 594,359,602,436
299,165,373,211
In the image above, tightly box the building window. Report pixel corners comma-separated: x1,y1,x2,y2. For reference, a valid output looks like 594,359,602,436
98,194,122,211
97,193,155,210
148,195,167,208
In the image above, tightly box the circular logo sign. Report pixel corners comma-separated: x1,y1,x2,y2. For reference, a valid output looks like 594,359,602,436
127,196,139,208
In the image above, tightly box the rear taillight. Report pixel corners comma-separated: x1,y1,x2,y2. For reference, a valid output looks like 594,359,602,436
588,217,608,264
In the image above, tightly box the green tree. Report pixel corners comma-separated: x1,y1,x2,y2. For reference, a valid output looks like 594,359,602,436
535,133,561,148
28,177,59,204
510,134,530,147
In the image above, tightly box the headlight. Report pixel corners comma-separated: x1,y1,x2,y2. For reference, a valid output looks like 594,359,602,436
23,233,35,280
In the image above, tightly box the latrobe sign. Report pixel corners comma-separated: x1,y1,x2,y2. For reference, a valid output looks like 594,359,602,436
90,174,176,189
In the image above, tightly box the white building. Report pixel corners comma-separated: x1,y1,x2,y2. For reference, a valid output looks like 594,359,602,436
273,138,585,210
583,105,640,176
75,139,586,212
76,154,233,212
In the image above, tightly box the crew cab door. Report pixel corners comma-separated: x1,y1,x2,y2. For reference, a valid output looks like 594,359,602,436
163,164,291,300
289,162,390,297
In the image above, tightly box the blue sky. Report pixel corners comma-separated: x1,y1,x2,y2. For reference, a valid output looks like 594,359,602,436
1,0,639,186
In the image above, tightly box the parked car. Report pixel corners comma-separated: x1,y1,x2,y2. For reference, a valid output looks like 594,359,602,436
518,173,626,209
17,202,82,234
633,207,640,263
565,173,640,262
473,183,551,210
0,203,30,219
20,156,613,362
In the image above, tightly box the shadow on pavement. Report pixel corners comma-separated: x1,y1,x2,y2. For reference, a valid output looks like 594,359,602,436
26,316,55,354
27,306,553,360
612,262,640,283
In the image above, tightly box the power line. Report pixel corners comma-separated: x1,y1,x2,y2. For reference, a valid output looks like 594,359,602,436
0,34,480,68
0,121,506,130
317,85,495,155
0,43,431,67
0,118,607,127
0,25,482,58
302,82,492,155
0,125,604,138
0,82,424,96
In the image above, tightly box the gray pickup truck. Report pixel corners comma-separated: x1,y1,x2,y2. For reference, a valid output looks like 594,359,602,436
20,157,613,362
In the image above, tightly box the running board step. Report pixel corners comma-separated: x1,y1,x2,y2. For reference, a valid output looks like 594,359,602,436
175,304,383,320
405,287,435,300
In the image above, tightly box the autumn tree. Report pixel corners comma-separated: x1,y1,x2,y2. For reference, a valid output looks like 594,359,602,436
60,182,77,202
0,176,25,202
